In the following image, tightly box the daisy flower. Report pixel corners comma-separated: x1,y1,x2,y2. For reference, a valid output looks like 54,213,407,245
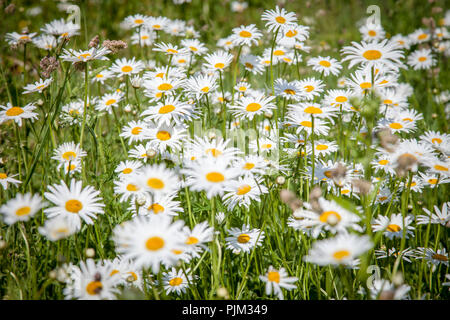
23,78,53,94
123,14,150,29
153,42,187,56
110,57,145,77
44,179,105,231
105,257,144,290
95,91,124,114
165,19,187,36
180,38,208,56
426,159,450,177
274,79,303,101
418,172,450,189
60,47,110,64
63,259,121,300
183,221,214,258
223,176,268,210
115,160,143,180
5,32,36,45
0,102,38,126
182,157,240,199
240,54,264,75
261,6,297,33
371,213,415,240
230,92,276,120
183,74,218,99
390,34,411,50
233,155,267,177
407,48,436,70
368,279,410,300
259,266,298,300
120,120,150,145
141,96,194,125
409,28,430,45
375,247,415,263
231,24,262,47
186,135,242,162
128,142,156,161
293,198,362,238
296,77,325,100
0,172,21,190
113,176,147,203
145,16,170,32
146,122,187,152
131,192,183,217
359,23,385,42
303,234,373,266
307,56,342,76
225,224,265,253
91,69,114,84
41,18,80,40
143,77,184,99
417,202,450,226
136,163,180,197
162,267,195,295
414,247,449,267
32,34,57,51
52,142,87,165
341,39,405,70
131,27,156,47
112,215,186,272
323,89,354,111
285,111,331,136
38,216,77,241
0,193,45,225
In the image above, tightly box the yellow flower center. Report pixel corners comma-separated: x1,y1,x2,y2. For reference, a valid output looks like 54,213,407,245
262,143,272,149
169,277,183,286
153,24,161,29
141,35,149,40
304,85,314,92
275,16,286,24
206,148,222,157
319,210,341,223
214,62,225,69
284,89,296,95
360,82,372,89
237,234,250,243
333,250,350,261
362,49,382,60
0,173,7,179
304,106,322,114
418,33,427,40
319,60,331,67
246,102,262,112
239,30,252,38
96,74,104,78
15,206,31,216
273,50,284,56
105,99,116,106
157,83,173,91
316,144,328,150
432,254,448,262
286,30,298,37
156,130,171,141
62,151,77,161
149,203,164,214
122,168,133,174
434,165,448,172
335,96,348,103
186,236,199,245
167,48,178,54
121,65,133,73
145,236,165,251
245,62,254,69
267,271,280,283
431,138,442,144
300,120,312,127
158,104,175,114
126,184,139,192
418,56,427,62
243,162,255,170
131,127,142,135
236,184,251,195
134,19,144,24
6,107,24,116
378,159,389,165
78,53,91,59
206,172,225,183
65,199,83,213
86,281,103,295
368,30,377,37
201,86,210,93
147,178,165,189
389,122,403,129
428,178,438,184
387,224,401,232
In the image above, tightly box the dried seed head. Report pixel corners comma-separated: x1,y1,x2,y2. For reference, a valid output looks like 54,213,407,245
377,128,399,152
351,179,372,196
40,56,59,78
280,189,296,204
5,3,15,14
379,290,395,300
89,35,100,48
330,163,347,187
73,61,85,72
309,186,323,213
395,153,417,177
102,39,128,54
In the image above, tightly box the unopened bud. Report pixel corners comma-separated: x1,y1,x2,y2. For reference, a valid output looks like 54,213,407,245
275,176,286,185
0,240,6,250
136,196,146,206
217,287,229,299
146,148,157,158
124,104,132,112
264,110,273,119
392,272,404,287
85,248,95,258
